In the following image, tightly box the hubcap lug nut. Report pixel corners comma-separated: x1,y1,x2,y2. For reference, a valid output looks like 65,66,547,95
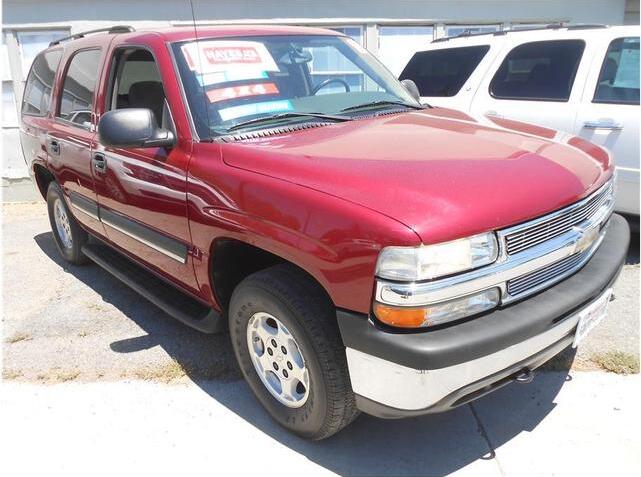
267,348,273,356
273,362,279,371
283,370,288,378
271,339,277,347
281,346,287,354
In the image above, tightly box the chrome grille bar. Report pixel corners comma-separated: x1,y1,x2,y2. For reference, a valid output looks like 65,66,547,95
507,251,586,296
503,181,613,255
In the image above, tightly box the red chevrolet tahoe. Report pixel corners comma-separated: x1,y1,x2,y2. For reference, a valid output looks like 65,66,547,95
20,25,629,439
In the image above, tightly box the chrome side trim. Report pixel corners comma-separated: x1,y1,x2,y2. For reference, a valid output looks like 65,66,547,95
101,218,187,264
347,288,611,410
70,202,99,221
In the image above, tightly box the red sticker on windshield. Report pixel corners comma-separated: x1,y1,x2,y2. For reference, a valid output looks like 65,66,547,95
181,41,279,74
206,82,279,103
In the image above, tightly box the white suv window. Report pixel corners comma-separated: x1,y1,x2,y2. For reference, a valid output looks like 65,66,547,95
490,40,585,102
400,45,490,97
593,37,640,105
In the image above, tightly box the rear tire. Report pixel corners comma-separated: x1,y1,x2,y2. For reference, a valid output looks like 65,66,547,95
229,264,359,439
46,182,89,265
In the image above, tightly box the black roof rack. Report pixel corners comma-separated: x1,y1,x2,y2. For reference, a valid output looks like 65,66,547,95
432,23,607,43
49,25,135,46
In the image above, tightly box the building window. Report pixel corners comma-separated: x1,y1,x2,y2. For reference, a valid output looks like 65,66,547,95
330,26,364,45
445,25,500,37
490,40,586,102
16,30,68,78
400,45,491,97
378,26,434,76
57,49,101,126
594,37,640,105
306,26,366,93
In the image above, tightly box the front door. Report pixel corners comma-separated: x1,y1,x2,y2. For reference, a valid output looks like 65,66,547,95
92,45,199,293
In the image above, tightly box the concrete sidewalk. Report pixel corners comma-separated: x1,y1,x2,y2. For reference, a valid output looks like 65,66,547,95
1,372,639,477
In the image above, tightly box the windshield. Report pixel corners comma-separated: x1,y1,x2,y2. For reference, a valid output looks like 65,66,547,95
171,34,418,138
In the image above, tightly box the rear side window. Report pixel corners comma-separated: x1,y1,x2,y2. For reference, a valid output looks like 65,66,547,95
22,50,63,116
490,40,585,101
594,37,640,105
57,49,102,126
400,46,490,97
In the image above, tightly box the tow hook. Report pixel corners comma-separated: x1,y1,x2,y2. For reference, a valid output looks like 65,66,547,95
515,368,534,384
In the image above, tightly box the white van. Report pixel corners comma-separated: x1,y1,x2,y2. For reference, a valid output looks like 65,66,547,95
401,25,640,216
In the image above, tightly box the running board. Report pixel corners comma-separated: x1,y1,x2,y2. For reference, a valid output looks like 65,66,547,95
81,242,224,333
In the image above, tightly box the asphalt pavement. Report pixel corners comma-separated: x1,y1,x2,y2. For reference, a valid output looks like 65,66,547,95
1,201,639,476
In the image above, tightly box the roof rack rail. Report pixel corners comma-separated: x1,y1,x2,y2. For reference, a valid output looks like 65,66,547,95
49,25,135,46
432,22,607,43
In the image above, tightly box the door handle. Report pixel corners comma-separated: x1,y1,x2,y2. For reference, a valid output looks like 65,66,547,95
49,139,60,155
583,120,623,131
92,153,107,173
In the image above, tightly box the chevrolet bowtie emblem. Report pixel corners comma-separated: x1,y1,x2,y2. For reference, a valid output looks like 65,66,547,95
573,224,600,253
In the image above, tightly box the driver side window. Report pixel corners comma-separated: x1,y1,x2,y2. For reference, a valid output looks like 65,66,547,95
107,48,173,130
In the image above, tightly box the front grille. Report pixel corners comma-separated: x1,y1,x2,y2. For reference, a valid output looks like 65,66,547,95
504,181,613,255
507,250,588,296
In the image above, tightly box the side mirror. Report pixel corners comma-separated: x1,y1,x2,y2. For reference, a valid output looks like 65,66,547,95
98,108,174,149
400,79,421,103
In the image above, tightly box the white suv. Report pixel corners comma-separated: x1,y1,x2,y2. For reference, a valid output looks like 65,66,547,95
401,25,640,216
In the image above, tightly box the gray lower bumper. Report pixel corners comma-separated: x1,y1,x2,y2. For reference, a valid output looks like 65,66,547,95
338,214,629,417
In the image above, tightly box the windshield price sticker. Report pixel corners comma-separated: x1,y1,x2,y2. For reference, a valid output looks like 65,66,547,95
219,100,293,122
206,82,279,103
182,41,279,75
196,70,269,87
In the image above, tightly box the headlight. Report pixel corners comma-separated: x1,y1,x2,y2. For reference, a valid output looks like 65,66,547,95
373,288,500,328
375,232,499,281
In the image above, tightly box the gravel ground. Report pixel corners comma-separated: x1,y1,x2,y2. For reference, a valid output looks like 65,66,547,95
1,201,639,382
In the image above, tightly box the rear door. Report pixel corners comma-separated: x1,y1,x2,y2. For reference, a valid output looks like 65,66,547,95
47,41,107,236
469,36,595,132
574,33,640,215
91,40,199,293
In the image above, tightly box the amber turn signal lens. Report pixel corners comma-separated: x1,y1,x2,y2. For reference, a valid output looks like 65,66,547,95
373,302,426,328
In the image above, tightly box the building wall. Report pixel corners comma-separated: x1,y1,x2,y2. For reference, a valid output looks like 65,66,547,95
625,0,641,25
1,0,631,182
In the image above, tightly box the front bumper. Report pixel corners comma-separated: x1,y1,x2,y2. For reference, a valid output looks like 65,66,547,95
337,214,629,418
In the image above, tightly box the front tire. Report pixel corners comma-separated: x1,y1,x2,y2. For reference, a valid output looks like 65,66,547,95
46,182,88,265
229,264,359,439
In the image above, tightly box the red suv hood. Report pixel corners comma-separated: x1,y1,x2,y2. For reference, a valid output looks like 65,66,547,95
221,109,612,244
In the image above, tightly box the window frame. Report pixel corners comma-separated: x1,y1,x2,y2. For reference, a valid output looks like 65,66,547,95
103,44,175,133
592,36,640,106
55,47,102,130
21,48,63,117
489,39,586,103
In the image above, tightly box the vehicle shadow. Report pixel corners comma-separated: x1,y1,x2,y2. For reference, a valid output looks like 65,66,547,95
32,231,607,476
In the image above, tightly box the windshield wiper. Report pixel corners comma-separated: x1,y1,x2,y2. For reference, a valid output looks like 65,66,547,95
340,100,426,113
225,112,351,132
